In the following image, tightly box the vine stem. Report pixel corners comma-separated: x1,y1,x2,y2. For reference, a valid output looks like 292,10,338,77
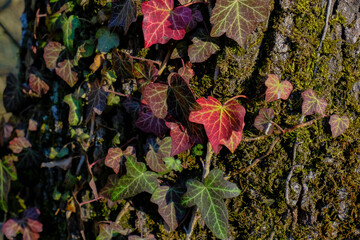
185,142,213,240
128,55,162,66
104,89,128,97
79,196,103,206
225,95,249,104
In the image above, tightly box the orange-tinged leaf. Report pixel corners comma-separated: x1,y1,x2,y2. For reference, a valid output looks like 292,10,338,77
43,41,65,70
28,119,38,131
141,0,192,48
301,89,328,115
9,137,32,154
189,97,245,154
90,53,105,72
55,60,78,87
29,74,49,96
265,74,293,102
329,115,350,138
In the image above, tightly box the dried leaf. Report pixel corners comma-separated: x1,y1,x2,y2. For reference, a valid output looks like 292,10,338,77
9,137,32,154
90,53,105,72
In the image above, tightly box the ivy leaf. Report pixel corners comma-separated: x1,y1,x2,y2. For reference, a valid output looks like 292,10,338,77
43,41,65,70
143,83,168,119
100,175,119,200
112,50,134,81
29,73,49,96
90,53,105,72
97,222,132,240
96,28,120,53
28,119,38,131
329,115,350,138
146,144,167,173
55,59,78,87
135,105,169,137
163,157,182,172
141,0,193,48
265,74,293,102
178,62,194,84
189,97,245,154
188,29,219,63
167,73,201,126
105,146,135,174
0,155,18,211
170,41,188,59
109,0,137,34
111,156,160,201
254,108,274,134
61,15,81,50
133,61,159,83
165,122,194,156
86,81,109,122
1,219,21,238
9,137,32,154
220,121,245,153
182,169,241,239
301,89,328,115
150,185,186,231
3,73,25,112
64,94,82,126
210,0,270,47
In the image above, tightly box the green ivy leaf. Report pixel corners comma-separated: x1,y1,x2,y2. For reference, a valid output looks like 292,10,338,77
210,0,269,47
182,169,241,239
111,156,159,201
55,59,78,87
64,94,82,126
61,15,81,50
0,155,17,212
96,28,120,53
163,157,182,172
188,29,219,63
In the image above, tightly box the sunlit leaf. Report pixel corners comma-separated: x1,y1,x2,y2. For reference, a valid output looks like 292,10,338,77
43,41,65,70
143,83,168,119
220,123,244,153
64,94,82,126
55,59,78,87
210,0,270,47
329,115,350,138
29,73,49,96
28,119,38,131
9,137,32,154
111,156,160,201
141,0,192,48
264,74,293,102
61,15,81,50
150,185,186,231
254,108,274,134
301,89,328,115
135,105,169,137
96,28,120,53
109,0,137,34
189,97,245,154
90,53,105,72
86,81,108,122
182,169,240,239
188,29,219,63
163,157,182,172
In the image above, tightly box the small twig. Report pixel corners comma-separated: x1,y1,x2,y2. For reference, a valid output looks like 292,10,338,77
104,89,128,97
271,121,285,133
79,196,103,206
282,115,326,133
89,157,105,168
128,55,162,66
225,95,249,104
158,49,172,77
115,202,131,224
285,164,304,207
89,112,95,142
202,142,213,180
233,137,280,175
313,0,332,78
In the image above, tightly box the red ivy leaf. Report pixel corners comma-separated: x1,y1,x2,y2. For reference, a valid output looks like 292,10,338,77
9,137,32,154
165,122,193,156
329,115,350,138
135,105,169,137
265,74,293,102
141,0,192,48
189,97,245,154
26,218,43,233
301,89,328,115
178,62,194,85
109,0,137,34
55,59,78,87
2,219,21,239
210,0,270,47
143,83,168,119
105,148,124,174
21,226,40,240
220,126,244,153
254,108,274,134
29,74,49,96
43,41,65,70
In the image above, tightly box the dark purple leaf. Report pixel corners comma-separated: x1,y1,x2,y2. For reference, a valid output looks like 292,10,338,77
109,0,137,34
135,105,169,137
86,81,109,122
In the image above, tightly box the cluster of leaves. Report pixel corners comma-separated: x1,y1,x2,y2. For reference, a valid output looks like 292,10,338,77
0,0,351,239
254,75,349,137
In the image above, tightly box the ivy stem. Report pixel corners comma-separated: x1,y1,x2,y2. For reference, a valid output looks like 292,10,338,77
89,157,105,169
225,95,249,104
271,121,285,133
104,89,128,97
79,196,103,206
128,55,162,66
158,49,172,77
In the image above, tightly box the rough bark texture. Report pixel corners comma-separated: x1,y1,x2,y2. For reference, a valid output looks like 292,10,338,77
3,0,360,239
